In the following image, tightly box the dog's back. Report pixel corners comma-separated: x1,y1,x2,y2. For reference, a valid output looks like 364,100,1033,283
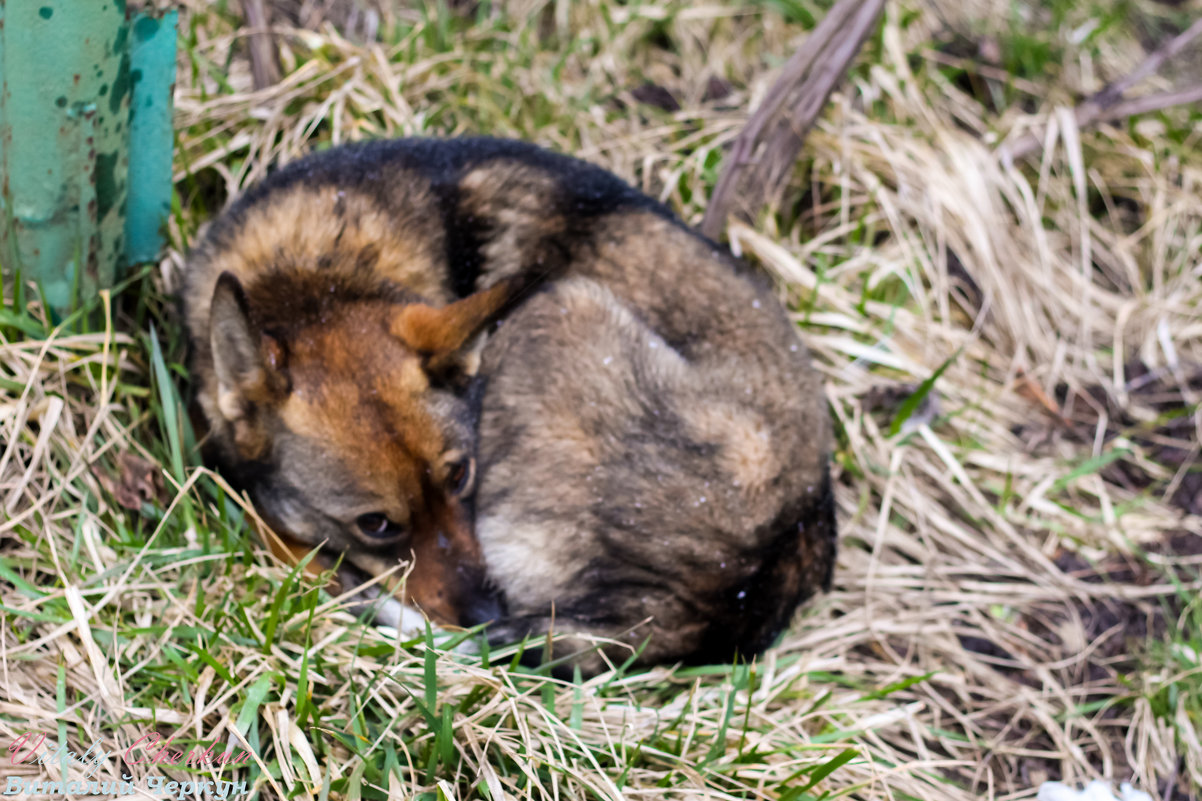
475,211,836,671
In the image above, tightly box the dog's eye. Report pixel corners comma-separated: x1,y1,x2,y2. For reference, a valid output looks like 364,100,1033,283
446,457,475,497
356,513,406,538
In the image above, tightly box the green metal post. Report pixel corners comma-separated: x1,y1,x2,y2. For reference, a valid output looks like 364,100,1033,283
125,9,177,266
0,0,176,314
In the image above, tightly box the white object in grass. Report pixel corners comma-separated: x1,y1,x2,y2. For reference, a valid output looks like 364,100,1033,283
1037,780,1153,801
371,595,428,637
370,595,480,655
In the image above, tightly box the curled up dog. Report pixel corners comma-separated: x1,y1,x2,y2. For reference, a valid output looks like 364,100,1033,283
182,137,837,674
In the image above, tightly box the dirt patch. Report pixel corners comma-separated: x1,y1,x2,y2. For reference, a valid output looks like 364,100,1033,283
1013,361,1202,517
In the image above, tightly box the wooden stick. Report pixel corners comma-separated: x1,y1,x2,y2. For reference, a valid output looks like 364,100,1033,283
1094,17,1202,106
701,0,885,239
1096,84,1202,123
1001,17,1202,164
242,0,281,91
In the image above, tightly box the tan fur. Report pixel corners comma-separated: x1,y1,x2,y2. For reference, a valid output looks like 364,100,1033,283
458,163,567,281
391,279,518,369
185,183,450,345
685,404,779,491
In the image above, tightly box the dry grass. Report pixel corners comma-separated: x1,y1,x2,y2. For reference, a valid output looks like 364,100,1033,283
3,1,1201,799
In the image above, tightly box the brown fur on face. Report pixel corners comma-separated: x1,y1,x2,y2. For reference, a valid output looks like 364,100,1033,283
201,272,507,625
183,159,531,625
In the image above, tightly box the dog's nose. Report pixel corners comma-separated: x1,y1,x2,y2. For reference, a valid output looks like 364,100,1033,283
460,591,505,627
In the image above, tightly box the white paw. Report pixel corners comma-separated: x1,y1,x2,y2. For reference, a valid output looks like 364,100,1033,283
363,594,428,638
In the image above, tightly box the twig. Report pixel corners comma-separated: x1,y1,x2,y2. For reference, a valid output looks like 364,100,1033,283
1097,84,1202,122
242,0,281,91
1001,17,1202,163
701,0,885,239
1094,16,1202,106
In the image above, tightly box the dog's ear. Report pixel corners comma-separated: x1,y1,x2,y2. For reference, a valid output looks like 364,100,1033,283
209,272,288,423
391,279,515,370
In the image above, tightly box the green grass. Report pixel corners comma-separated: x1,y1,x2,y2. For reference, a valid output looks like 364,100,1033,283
1142,578,1202,756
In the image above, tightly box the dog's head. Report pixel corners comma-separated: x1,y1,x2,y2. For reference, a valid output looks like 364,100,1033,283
205,271,510,627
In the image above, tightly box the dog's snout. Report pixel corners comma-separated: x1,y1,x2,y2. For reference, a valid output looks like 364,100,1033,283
460,590,505,627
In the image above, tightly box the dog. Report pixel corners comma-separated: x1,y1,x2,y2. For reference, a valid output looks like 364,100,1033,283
182,137,836,670
182,138,673,629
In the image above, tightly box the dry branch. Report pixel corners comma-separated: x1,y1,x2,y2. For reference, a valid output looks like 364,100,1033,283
1001,16,1202,163
701,0,885,239
242,0,281,90
1099,84,1202,123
